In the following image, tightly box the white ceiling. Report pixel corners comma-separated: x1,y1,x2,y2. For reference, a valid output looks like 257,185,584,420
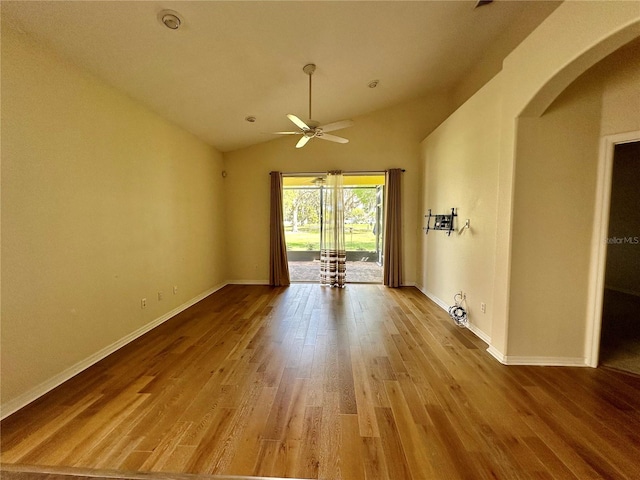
2,1,560,152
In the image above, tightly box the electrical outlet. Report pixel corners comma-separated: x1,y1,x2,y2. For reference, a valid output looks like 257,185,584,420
141,298,147,309
481,302,486,313
158,291,163,301
173,285,178,295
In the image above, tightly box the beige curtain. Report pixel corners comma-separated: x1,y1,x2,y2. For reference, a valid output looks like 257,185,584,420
269,172,290,286
320,171,346,287
383,169,402,287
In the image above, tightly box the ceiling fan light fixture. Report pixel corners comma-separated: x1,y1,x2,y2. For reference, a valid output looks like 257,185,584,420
158,10,182,30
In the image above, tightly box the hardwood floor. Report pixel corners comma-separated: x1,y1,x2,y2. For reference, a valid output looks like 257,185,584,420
2,284,640,479
0,463,295,480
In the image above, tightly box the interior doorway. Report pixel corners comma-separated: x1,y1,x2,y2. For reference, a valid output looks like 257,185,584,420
283,174,385,283
598,141,640,374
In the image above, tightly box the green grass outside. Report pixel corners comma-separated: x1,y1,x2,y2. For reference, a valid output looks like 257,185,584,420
285,224,378,251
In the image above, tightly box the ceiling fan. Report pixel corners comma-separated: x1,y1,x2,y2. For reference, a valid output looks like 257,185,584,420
272,64,354,149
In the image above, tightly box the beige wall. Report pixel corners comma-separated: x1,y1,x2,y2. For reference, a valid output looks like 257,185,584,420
509,74,604,359
223,93,453,285
490,1,640,357
509,41,640,359
599,40,640,137
451,1,561,110
417,2,640,363
418,77,502,338
1,26,227,410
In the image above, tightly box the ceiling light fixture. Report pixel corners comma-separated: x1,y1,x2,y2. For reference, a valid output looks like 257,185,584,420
158,10,182,30
245,116,257,123
368,80,379,88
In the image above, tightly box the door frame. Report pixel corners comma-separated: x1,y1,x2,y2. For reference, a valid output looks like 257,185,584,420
586,130,640,367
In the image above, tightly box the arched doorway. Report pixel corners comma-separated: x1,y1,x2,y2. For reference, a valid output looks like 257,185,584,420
503,26,640,364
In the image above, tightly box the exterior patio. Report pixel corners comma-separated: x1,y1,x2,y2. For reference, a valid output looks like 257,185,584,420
288,260,383,283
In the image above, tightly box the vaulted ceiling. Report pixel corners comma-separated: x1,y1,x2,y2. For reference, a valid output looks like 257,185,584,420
2,1,560,152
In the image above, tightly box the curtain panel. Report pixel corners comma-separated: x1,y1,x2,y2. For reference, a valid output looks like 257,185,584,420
320,171,346,288
383,168,402,287
269,172,290,286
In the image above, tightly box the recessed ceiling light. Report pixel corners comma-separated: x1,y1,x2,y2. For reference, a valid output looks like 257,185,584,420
158,10,182,30
368,80,379,89
245,116,257,123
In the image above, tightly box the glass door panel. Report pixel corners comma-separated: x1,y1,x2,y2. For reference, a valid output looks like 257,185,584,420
283,174,385,283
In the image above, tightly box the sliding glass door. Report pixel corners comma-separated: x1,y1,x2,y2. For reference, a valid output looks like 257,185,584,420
283,174,384,283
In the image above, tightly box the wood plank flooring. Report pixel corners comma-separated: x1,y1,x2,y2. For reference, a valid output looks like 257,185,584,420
0,463,302,480
2,284,640,479
0,463,298,480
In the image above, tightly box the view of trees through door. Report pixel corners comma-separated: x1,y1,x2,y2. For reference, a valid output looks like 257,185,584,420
283,174,385,283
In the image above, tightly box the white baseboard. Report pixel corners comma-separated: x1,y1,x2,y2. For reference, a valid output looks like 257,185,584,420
271,280,593,368
420,287,449,311
227,279,270,285
466,322,491,345
497,355,589,367
484,343,589,367
412,286,591,368
487,345,507,363
415,287,491,346
0,282,228,420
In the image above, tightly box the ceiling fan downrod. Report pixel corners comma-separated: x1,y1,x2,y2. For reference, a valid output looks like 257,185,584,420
303,63,316,121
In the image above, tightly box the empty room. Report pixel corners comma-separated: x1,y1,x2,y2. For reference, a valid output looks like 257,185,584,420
2,1,640,479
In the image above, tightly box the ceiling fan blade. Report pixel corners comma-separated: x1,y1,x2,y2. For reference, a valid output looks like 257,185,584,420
318,133,349,144
287,114,310,131
319,119,354,133
271,131,301,135
296,135,312,149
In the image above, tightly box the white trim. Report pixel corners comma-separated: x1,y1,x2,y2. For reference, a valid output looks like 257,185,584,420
417,287,492,347
487,347,587,367
417,287,587,367
466,322,491,345
422,288,449,311
0,282,228,420
498,356,588,367
585,130,640,368
227,279,270,285
487,345,507,364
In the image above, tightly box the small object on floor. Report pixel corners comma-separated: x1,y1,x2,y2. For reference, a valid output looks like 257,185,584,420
449,292,468,327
